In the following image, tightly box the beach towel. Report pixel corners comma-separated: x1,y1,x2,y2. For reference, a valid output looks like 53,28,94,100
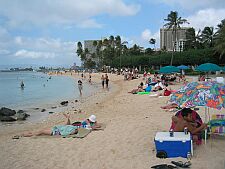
93,123,106,130
72,128,91,138
137,92,150,95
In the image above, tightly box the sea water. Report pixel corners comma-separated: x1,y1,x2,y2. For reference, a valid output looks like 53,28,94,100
0,71,98,111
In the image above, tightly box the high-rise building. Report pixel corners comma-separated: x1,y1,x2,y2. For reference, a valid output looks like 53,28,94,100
160,27,190,52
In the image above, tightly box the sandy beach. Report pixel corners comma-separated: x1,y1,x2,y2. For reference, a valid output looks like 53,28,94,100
0,73,225,169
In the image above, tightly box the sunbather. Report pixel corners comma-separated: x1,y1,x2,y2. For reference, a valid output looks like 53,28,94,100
20,113,78,137
20,114,100,137
128,82,145,94
150,83,171,97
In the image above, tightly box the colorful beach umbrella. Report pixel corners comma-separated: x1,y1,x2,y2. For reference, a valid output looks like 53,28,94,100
196,63,221,72
177,65,189,70
159,66,180,74
170,81,225,110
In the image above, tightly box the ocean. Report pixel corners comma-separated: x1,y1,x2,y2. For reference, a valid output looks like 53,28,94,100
0,71,98,123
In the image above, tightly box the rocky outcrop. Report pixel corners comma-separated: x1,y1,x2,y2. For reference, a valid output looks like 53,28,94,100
0,107,16,116
60,101,68,106
0,116,16,122
15,110,30,121
0,108,30,122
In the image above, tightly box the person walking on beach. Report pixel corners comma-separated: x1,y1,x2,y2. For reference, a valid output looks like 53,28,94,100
105,74,109,89
89,73,92,84
78,80,83,96
101,75,105,89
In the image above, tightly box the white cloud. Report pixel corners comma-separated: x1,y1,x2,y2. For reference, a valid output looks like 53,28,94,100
185,8,225,30
0,0,140,28
78,19,103,28
141,29,159,42
15,50,55,59
157,0,225,10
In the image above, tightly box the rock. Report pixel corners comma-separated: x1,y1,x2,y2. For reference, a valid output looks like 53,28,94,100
51,106,57,109
41,109,46,112
49,112,54,114
75,100,78,102
0,116,16,122
17,110,24,114
60,101,68,106
0,107,16,116
16,110,30,120
34,108,39,110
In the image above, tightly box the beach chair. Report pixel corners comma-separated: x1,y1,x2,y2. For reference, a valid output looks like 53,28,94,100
216,77,225,84
208,114,225,137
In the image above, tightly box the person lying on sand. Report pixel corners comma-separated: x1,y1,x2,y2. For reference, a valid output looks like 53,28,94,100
160,103,179,110
172,108,207,143
150,83,171,97
17,114,101,138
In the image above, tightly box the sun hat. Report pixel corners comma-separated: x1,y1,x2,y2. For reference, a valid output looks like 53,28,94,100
88,115,96,122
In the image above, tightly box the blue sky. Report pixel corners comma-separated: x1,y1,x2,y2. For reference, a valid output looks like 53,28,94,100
0,0,225,67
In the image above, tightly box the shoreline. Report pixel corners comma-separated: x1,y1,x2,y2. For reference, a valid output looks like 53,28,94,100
0,73,119,136
0,73,224,169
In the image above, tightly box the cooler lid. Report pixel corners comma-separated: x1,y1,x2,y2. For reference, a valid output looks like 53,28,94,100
155,132,191,141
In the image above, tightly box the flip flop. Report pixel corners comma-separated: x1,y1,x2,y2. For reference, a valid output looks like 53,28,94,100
151,164,177,169
12,135,20,139
171,161,191,168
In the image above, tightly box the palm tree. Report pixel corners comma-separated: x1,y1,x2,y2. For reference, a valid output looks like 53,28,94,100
164,11,188,65
214,20,225,60
76,41,85,62
149,38,156,51
201,26,215,47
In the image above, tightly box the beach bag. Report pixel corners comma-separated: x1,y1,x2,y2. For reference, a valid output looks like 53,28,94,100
164,89,171,96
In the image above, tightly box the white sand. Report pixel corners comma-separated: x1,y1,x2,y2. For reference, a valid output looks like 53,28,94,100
0,73,224,169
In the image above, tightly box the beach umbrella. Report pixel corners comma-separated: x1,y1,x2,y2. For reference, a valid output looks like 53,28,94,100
222,66,225,71
170,81,225,110
159,66,180,74
170,81,225,144
177,65,189,70
195,63,221,72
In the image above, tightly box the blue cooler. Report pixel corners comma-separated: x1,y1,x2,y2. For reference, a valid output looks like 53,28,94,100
154,132,193,158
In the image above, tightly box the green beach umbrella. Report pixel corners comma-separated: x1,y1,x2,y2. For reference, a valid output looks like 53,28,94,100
159,66,180,74
223,66,225,71
196,63,221,72
177,65,189,70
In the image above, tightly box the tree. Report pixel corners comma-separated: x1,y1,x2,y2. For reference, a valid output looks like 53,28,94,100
164,11,189,65
76,41,85,61
201,26,215,47
149,38,156,51
214,20,225,60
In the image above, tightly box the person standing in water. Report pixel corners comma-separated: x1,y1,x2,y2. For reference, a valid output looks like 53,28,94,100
78,80,83,96
20,80,24,88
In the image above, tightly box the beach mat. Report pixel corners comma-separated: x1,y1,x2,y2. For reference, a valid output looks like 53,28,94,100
93,123,106,131
72,128,91,138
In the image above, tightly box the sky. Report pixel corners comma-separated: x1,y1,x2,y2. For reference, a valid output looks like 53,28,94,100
0,0,225,68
